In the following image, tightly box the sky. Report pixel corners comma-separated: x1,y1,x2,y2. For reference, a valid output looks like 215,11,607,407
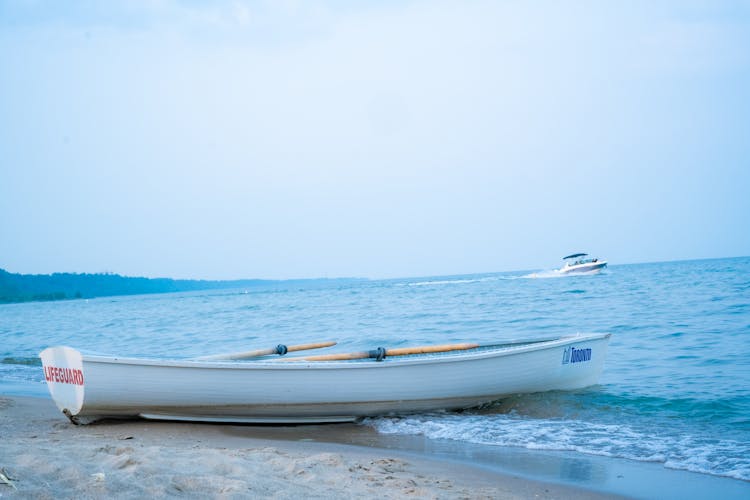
1,1,749,280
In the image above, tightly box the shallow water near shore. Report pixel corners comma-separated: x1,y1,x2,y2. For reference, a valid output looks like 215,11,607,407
2,257,749,486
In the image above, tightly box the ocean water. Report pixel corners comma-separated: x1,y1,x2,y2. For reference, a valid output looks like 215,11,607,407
1,257,749,483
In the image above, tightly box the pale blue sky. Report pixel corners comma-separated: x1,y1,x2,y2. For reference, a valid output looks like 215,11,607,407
1,1,749,279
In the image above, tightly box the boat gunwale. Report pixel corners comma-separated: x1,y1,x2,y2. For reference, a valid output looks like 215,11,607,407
78,333,611,370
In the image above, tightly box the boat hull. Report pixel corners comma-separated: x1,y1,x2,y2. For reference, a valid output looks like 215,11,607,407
559,261,607,275
41,333,610,424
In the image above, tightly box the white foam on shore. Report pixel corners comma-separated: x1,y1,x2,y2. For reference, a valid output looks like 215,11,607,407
365,414,750,482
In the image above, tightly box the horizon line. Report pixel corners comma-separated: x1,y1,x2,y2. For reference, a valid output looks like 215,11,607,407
3,254,748,283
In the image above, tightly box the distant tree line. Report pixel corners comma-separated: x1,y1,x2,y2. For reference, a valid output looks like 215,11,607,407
0,268,220,303
0,268,361,304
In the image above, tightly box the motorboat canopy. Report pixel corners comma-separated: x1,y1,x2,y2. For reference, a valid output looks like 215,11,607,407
563,253,588,260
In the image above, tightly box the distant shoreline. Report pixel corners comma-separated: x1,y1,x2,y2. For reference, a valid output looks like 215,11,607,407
3,255,747,305
0,268,362,305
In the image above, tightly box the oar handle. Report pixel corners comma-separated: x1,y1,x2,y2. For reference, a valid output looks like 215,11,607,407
386,343,479,356
286,342,338,353
196,341,336,361
279,342,481,362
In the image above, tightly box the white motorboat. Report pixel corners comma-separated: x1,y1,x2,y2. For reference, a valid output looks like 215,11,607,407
559,253,607,275
40,333,611,424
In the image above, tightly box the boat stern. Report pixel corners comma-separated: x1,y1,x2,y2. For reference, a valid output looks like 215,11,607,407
39,346,86,423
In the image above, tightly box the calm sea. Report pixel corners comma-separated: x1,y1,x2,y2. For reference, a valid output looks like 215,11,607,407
2,257,749,482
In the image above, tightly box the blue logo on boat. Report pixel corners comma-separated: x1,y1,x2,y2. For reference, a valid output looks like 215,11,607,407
562,346,592,364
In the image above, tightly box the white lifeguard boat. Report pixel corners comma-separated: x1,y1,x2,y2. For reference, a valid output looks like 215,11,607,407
40,334,610,424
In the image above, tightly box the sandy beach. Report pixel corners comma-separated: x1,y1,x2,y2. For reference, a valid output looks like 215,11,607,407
0,395,615,499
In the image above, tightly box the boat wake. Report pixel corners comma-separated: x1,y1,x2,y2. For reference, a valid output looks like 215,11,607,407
521,270,564,279
403,276,503,287
522,269,609,279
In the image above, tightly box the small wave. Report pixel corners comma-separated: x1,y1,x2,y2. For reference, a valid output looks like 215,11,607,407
363,413,750,481
1,356,41,367
0,362,43,384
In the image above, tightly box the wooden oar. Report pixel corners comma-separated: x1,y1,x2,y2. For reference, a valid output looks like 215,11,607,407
277,336,565,362
278,342,481,362
195,341,337,361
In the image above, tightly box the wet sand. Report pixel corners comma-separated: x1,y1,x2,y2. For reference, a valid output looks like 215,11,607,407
0,395,615,499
